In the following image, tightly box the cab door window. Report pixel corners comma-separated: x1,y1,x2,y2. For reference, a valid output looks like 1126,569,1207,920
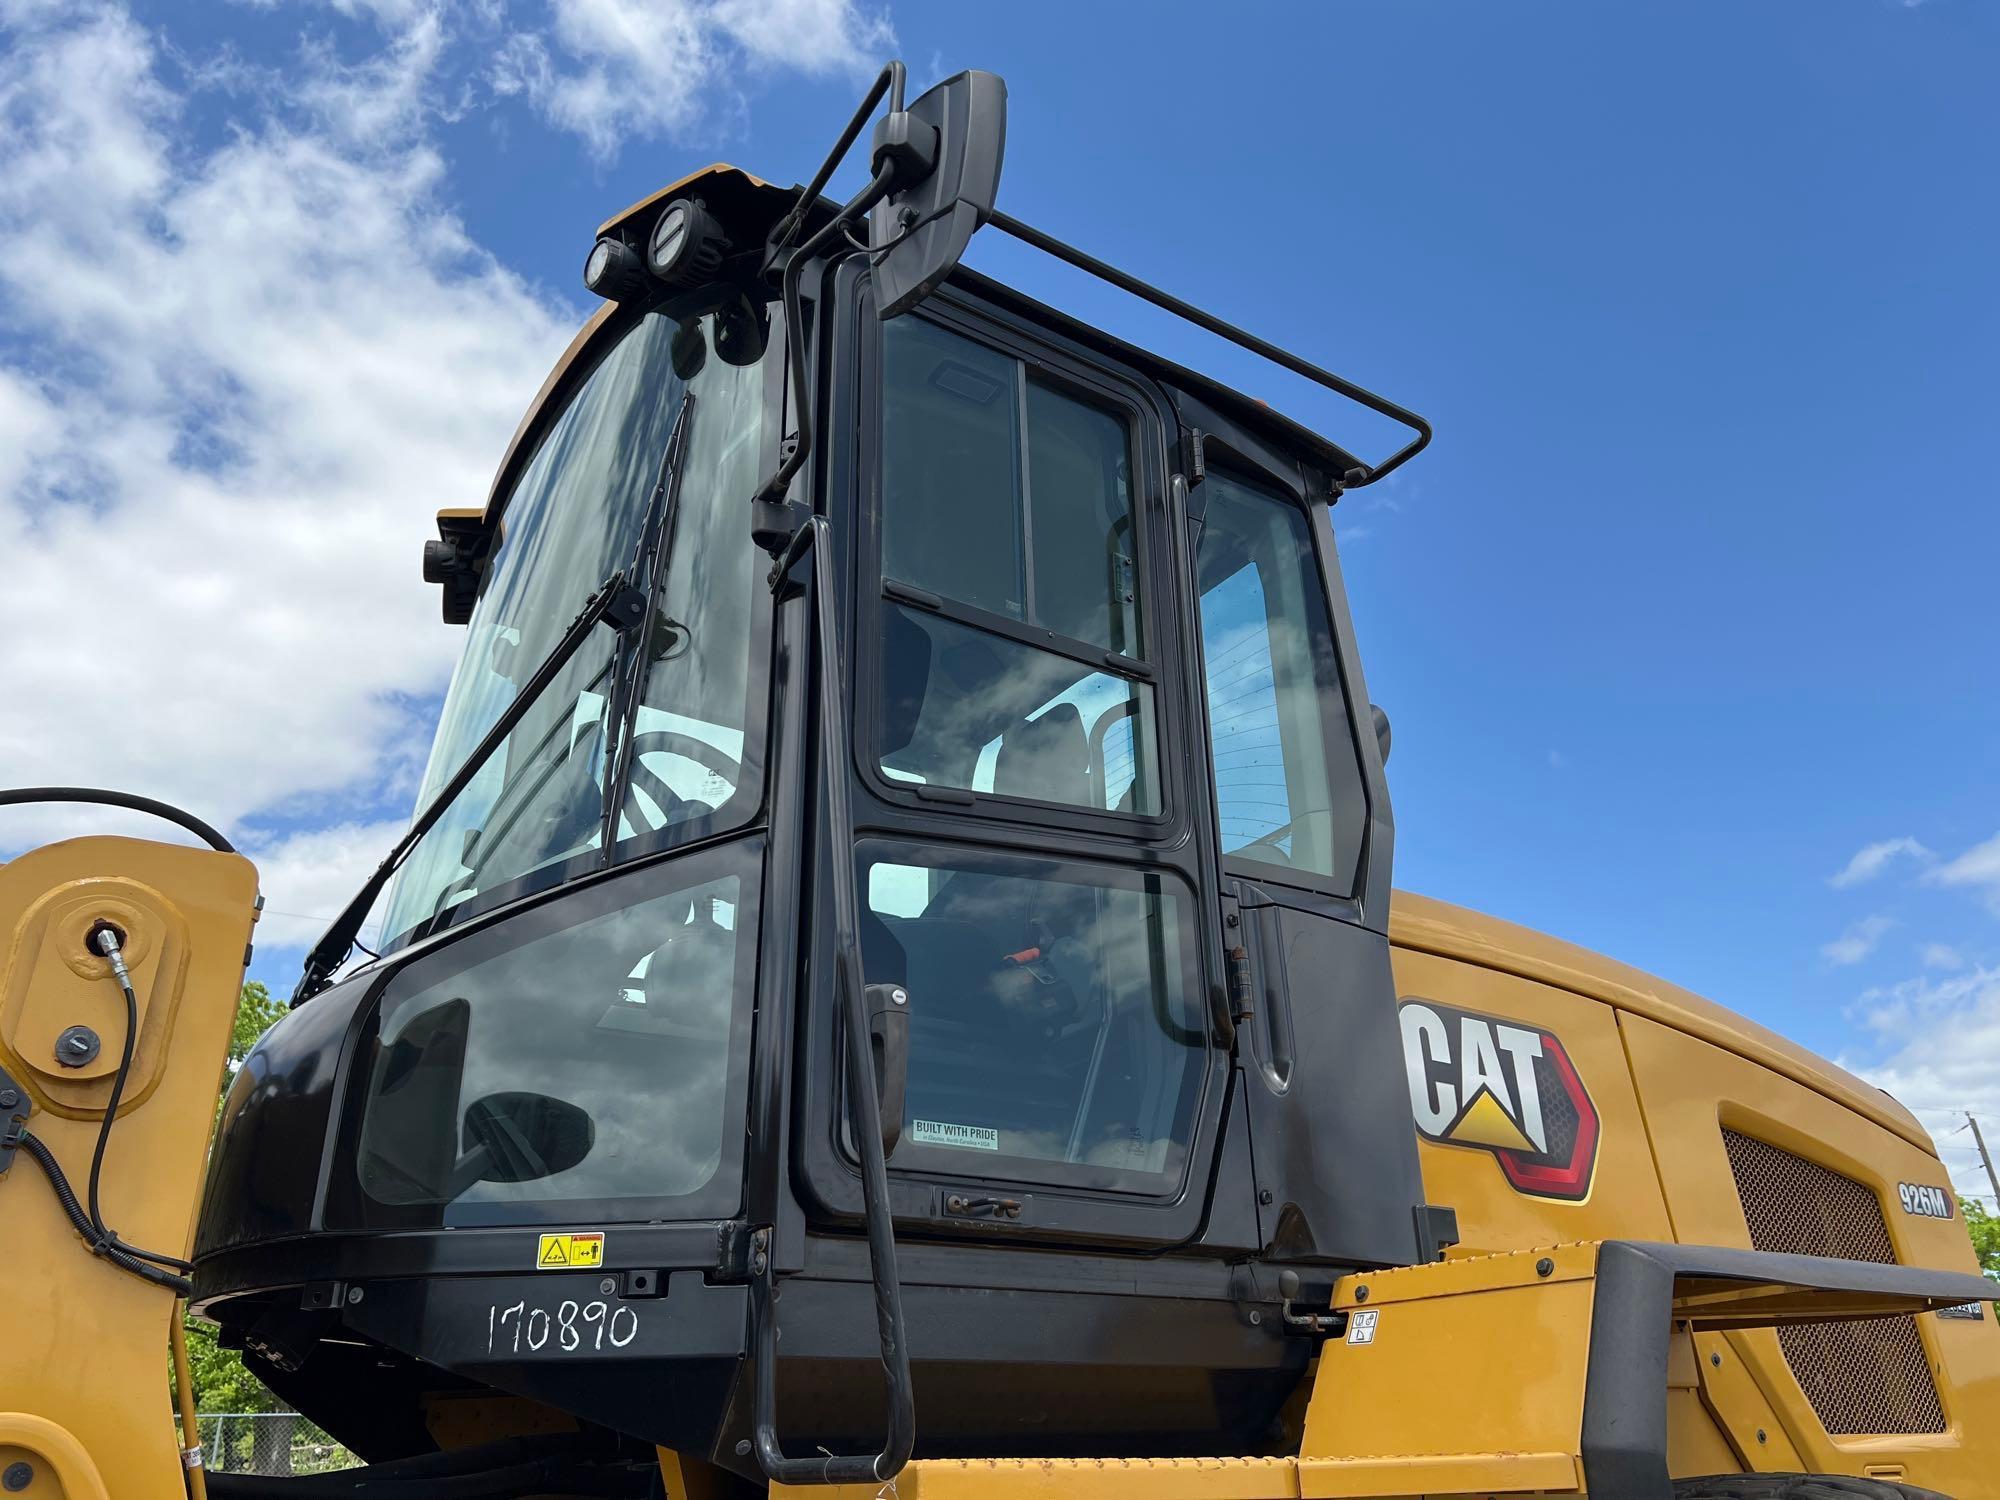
860,846,1204,1195
1196,472,1368,893
875,315,1159,816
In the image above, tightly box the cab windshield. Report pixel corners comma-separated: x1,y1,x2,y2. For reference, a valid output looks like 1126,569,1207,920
379,301,778,950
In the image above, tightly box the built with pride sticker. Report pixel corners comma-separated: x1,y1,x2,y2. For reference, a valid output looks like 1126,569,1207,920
911,1119,999,1151
536,1232,605,1269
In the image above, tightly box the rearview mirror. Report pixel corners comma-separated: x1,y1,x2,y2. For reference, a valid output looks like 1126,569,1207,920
460,1089,595,1184
1371,704,1392,766
872,70,1007,319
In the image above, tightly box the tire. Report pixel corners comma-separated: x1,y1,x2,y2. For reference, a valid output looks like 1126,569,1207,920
1673,1476,1952,1500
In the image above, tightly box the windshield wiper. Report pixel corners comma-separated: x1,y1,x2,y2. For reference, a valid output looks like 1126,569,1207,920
414,391,700,935
599,390,695,852
293,572,648,1004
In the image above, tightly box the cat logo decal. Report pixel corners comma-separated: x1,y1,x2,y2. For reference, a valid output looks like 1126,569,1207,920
1398,999,1599,1202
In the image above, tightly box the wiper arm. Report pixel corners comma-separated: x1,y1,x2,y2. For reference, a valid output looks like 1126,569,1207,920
294,571,648,1004
430,392,697,911
600,390,695,852
432,649,619,908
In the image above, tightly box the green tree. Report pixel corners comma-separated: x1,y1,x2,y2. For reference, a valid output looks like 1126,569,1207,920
181,981,287,1417
1965,1196,2000,1281
229,981,286,1070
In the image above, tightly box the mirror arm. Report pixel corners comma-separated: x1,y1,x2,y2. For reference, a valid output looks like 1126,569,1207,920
751,161,898,552
765,62,907,271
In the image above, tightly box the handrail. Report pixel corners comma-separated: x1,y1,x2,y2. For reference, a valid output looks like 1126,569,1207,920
987,209,1432,489
751,516,916,1484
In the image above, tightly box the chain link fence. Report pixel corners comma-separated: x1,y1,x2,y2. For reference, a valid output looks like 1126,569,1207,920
183,1413,359,1477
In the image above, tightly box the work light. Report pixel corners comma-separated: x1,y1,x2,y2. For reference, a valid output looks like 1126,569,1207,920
583,236,649,302
647,197,726,287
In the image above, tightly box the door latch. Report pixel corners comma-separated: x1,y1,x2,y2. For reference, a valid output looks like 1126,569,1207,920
944,1194,1022,1221
1277,1270,1345,1337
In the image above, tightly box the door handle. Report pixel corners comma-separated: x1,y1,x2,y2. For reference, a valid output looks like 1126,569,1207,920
865,982,910,1155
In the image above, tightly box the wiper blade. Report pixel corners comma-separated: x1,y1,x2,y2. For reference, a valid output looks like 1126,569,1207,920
293,571,648,1005
600,391,695,852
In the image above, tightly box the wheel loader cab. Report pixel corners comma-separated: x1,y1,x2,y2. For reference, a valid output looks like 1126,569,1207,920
189,160,1434,1474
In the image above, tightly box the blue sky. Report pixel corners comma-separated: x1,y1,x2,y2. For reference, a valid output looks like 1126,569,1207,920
1,0,1994,1197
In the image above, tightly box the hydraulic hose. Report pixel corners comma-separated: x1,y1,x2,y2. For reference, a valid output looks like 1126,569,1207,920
0,786,235,852
6,923,198,1294
82,922,193,1270
15,1132,191,1294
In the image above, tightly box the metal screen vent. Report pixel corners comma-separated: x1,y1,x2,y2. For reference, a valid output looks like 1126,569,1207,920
1720,1128,1946,1435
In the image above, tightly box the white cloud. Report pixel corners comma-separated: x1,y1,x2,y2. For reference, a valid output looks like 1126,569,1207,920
0,2,573,854
1920,943,1965,972
709,0,893,72
1847,963,2000,1204
1827,835,1931,889
493,0,893,160
1928,830,2000,915
1822,914,1894,966
0,1,889,929
244,818,407,948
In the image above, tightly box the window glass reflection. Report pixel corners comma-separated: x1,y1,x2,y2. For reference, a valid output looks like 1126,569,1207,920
1197,474,1367,892
860,850,1203,1194
343,866,750,1228
880,316,1141,656
879,605,1159,814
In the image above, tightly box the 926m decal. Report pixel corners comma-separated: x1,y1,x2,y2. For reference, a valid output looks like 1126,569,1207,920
1897,1182,1955,1220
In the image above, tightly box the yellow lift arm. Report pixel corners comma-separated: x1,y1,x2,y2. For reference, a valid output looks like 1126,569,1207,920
0,832,259,1500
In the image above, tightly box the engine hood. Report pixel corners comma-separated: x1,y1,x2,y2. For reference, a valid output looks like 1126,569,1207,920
1388,890,1934,1156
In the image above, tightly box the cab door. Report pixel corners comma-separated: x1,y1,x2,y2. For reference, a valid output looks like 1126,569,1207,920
795,279,1232,1249
1186,452,1428,1268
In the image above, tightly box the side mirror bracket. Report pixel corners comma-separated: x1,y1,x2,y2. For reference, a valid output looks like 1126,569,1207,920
423,509,492,625
870,70,1008,319
745,64,1008,553
870,110,939,187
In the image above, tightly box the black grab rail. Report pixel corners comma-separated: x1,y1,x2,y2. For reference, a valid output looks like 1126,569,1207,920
987,209,1432,489
751,515,916,1485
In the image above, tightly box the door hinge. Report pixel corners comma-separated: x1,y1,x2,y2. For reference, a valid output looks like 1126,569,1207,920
1227,944,1255,1026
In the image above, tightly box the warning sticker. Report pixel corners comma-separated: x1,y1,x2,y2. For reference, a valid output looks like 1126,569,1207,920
911,1119,1000,1151
535,1232,605,1270
1345,1309,1379,1346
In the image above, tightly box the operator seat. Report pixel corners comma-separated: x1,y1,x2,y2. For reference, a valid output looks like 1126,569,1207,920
990,703,1089,806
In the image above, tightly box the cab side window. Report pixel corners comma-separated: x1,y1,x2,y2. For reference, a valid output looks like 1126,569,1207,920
875,315,1159,816
1196,472,1368,893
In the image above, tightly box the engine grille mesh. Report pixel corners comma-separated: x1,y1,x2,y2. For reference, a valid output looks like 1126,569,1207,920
1720,1129,1945,1434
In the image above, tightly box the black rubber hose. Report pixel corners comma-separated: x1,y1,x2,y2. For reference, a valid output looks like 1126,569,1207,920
16,1131,191,1295
82,955,194,1273
0,786,234,852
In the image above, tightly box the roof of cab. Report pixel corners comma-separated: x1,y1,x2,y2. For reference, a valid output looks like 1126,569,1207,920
485,162,1369,516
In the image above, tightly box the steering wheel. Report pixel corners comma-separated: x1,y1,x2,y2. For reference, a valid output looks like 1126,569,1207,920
620,730,742,831
1233,817,1298,867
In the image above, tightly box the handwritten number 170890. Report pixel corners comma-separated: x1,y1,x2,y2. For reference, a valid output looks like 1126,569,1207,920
486,1297,639,1354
